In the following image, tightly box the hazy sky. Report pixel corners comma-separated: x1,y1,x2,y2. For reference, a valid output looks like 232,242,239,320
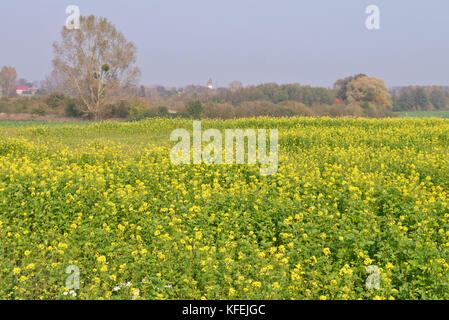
1,0,448,87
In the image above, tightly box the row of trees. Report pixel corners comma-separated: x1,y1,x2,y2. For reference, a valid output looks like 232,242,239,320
141,74,394,119
154,98,393,120
208,83,335,106
1,73,396,120
391,86,449,111
3,13,445,120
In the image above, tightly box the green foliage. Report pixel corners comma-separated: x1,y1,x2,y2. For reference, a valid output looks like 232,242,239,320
395,111,449,118
158,105,169,115
128,99,150,117
65,98,84,117
394,86,449,111
46,93,66,109
186,100,203,119
31,104,47,116
211,83,335,107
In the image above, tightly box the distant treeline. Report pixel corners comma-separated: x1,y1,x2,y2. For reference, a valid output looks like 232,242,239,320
2,78,449,120
391,86,449,111
139,75,394,119
208,83,335,106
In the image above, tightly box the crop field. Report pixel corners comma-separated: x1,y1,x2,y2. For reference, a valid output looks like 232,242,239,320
395,111,449,119
2,117,449,300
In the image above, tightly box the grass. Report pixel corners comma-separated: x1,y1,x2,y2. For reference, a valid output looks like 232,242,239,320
395,110,449,118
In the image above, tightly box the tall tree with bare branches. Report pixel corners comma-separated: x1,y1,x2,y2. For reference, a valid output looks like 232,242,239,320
0,66,18,97
52,15,140,120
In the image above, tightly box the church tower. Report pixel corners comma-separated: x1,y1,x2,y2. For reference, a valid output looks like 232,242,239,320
207,78,213,89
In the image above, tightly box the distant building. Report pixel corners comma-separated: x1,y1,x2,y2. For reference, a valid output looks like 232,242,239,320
16,86,40,96
16,86,30,95
207,79,213,89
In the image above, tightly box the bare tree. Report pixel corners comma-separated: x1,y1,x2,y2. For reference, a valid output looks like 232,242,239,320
52,15,140,120
43,69,66,94
0,66,18,97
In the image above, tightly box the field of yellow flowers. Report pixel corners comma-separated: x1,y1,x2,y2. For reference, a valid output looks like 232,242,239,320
1,117,449,300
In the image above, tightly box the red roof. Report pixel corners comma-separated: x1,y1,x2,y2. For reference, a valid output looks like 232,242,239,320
16,86,29,90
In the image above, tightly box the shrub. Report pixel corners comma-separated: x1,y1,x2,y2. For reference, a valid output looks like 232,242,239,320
158,105,169,116
278,101,313,116
31,104,47,116
128,99,150,118
186,101,203,119
203,102,236,119
46,93,66,109
65,98,84,117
